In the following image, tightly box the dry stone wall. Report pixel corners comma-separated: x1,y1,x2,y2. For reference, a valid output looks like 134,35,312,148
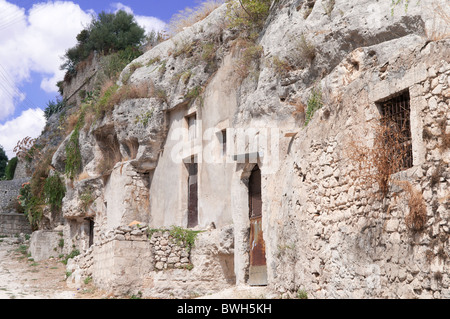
149,230,191,271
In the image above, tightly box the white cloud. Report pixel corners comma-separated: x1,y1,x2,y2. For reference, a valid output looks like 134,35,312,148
0,83,17,120
0,1,167,122
0,108,46,159
0,0,92,120
111,2,133,14
110,2,167,35
135,15,167,35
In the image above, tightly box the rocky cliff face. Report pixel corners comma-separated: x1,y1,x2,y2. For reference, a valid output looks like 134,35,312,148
26,0,450,298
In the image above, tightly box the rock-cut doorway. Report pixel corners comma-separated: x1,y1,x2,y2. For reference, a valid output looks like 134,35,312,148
248,165,267,286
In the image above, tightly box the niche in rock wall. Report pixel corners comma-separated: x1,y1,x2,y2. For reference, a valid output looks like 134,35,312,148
121,138,140,161
103,162,151,229
93,124,122,177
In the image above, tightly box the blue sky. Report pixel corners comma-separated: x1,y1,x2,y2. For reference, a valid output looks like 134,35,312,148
0,0,203,158
14,0,200,22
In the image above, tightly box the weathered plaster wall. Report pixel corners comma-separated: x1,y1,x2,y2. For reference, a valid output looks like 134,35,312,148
149,52,241,230
149,106,192,227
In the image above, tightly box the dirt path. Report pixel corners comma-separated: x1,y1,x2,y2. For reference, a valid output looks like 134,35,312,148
0,237,104,299
0,236,272,300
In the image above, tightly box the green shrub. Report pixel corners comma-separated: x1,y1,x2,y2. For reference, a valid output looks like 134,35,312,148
93,47,143,88
18,151,59,230
147,226,203,253
80,188,95,212
96,83,119,116
62,249,80,265
185,85,203,101
44,98,67,120
169,226,203,252
61,10,145,75
304,86,323,126
226,0,273,36
234,39,264,82
136,110,154,127
43,174,66,211
201,42,217,63
18,183,36,230
297,289,308,299
25,196,44,231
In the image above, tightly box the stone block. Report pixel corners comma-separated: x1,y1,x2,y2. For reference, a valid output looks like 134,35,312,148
28,230,63,262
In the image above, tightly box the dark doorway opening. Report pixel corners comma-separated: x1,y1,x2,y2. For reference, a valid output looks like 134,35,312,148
88,218,94,247
187,161,198,228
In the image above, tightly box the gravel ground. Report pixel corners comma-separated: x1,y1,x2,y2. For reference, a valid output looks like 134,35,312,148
0,237,105,299
0,236,272,300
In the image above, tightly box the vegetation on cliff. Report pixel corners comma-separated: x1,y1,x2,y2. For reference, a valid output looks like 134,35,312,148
60,10,146,80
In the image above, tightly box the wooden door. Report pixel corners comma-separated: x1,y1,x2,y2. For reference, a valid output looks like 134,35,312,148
187,163,198,228
248,165,267,286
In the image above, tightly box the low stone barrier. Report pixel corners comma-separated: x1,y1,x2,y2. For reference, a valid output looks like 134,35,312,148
65,223,235,298
0,213,32,236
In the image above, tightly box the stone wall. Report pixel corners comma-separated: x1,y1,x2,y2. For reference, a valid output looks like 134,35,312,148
0,213,32,236
92,238,152,296
28,230,64,261
62,53,100,107
65,223,235,298
65,221,152,294
141,225,235,299
0,178,28,214
150,230,191,271
0,178,31,236
264,38,450,299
